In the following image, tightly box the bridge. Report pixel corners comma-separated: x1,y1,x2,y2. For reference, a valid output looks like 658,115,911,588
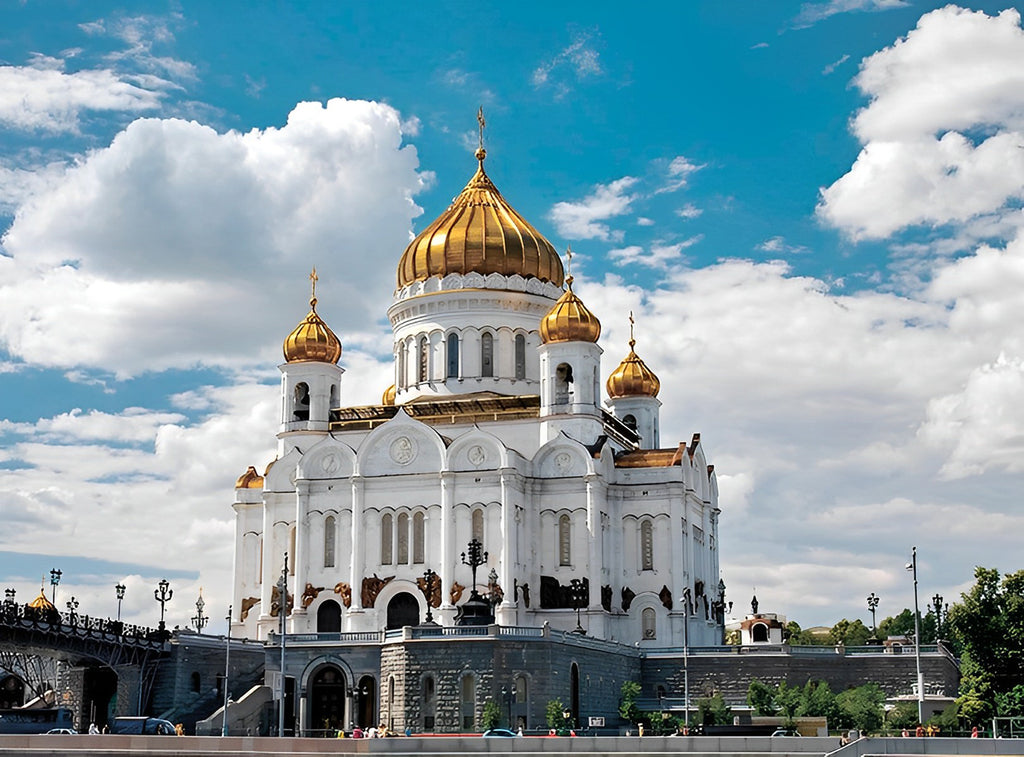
0,598,169,726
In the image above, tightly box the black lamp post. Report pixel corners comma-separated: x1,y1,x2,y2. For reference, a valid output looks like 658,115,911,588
3,588,16,619
420,568,437,625
154,578,173,634
932,593,947,641
115,583,126,621
711,578,732,644
49,568,61,605
867,592,880,637
569,578,587,634
193,591,208,633
223,604,232,737
66,596,79,624
460,539,488,599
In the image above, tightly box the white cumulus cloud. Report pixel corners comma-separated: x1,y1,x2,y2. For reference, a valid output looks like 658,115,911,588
548,176,638,241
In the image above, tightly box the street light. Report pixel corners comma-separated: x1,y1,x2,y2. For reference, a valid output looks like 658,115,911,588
867,592,880,638
420,568,438,625
193,591,208,634
277,554,289,738
66,596,79,624
115,583,126,622
681,587,691,731
906,547,924,724
569,578,587,634
222,605,232,737
460,539,488,599
154,579,173,635
931,593,947,641
49,568,61,605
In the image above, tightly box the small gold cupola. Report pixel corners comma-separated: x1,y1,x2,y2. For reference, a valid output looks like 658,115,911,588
382,384,396,406
606,313,661,398
540,249,601,343
283,268,342,364
396,108,564,289
28,586,55,611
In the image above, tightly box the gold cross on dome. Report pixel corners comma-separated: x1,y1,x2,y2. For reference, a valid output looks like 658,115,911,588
628,311,636,347
477,106,486,151
309,267,318,299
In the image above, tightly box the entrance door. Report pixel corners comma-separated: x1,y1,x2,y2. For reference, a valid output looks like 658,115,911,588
386,592,419,630
309,666,346,735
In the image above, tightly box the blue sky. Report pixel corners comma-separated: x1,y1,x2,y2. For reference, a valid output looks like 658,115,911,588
2,0,1024,634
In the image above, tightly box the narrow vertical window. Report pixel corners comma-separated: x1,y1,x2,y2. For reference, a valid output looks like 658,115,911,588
413,512,425,564
460,674,476,730
447,333,460,378
381,514,393,564
642,607,656,639
293,383,310,421
289,526,296,575
397,345,406,390
397,512,409,564
480,332,493,377
324,515,336,568
554,363,572,404
418,337,429,383
514,334,526,380
559,514,571,566
472,509,484,545
640,520,654,571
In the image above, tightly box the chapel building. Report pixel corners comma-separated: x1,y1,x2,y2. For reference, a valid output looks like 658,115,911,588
227,139,725,733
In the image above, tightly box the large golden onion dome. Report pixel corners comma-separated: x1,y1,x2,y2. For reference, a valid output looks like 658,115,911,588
540,276,602,343
283,269,342,364
396,147,564,289
606,322,661,398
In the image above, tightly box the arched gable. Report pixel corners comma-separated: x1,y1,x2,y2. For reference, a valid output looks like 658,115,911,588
297,437,357,480
263,447,303,493
447,426,509,472
532,434,595,479
357,409,447,478
299,655,356,690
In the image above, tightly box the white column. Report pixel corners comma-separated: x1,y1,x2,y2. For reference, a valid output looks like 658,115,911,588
294,481,310,619
497,469,516,624
440,471,455,614
259,501,274,619
585,475,601,609
349,476,365,611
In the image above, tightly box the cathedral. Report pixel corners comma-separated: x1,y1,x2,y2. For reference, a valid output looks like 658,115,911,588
227,134,724,734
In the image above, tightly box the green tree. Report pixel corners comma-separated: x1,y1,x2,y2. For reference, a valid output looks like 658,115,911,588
877,609,915,640
481,698,501,731
798,680,837,723
956,649,995,723
829,618,872,646
835,684,884,734
545,698,566,730
947,567,1024,698
786,620,829,646
618,681,641,724
775,681,802,725
747,679,777,716
885,702,918,731
696,692,732,726
996,684,1024,718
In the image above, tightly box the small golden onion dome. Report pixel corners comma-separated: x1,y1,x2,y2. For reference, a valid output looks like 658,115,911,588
28,588,55,611
283,295,342,364
606,337,661,398
540,276,602,344
382,384,396,406
396,147,565,289
235,465,264,489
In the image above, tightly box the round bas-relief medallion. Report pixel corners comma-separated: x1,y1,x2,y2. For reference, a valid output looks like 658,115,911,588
389,436,417,465
467,445,487,468
320,453,340,475
554,452,572,473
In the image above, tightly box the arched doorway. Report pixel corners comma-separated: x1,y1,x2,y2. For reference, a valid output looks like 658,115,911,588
386,592,419,630
0,675,25,709
317,600,342,633
357,675,376,727
309,666,347,735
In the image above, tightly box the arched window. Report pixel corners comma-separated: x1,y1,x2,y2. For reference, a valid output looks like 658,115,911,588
324,515,336,568
413,512,425,564
293,383,310,421
623,414,637,431
640,520,654,571
397,512,409,564
559,514,571,566
642,607,656,639
381,514,393,564
397,344,406,390
472,509,484,544
554,363,573,404
752,623,769,643
329,384,338,410
515,674,527,703
418,337,429,383
190,671,201,693
460,673,476,730
447,333,460,378
480,332,494,377
317,600,342,633
514,334,526,380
